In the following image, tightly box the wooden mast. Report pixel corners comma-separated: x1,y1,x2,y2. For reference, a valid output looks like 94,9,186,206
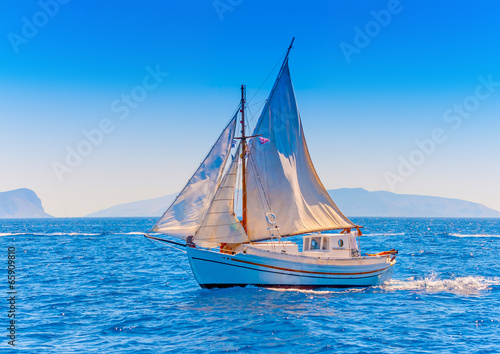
240,84,248,234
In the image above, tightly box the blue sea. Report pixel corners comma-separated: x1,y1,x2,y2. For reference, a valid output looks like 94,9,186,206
1,217,499,353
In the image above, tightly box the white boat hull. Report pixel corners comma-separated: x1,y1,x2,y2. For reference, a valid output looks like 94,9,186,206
187,246,395,289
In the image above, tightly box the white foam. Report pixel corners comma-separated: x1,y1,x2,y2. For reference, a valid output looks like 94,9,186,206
46,232,101,236
267,287,366,295
380,275,499,295
0,232,101,237
362,232,405,237
449,233,500,238
0,232,24,237
250,275,500,295
0,231,146,237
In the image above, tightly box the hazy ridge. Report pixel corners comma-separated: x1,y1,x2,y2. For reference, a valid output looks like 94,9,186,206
86,188,500,218
0,188,53,218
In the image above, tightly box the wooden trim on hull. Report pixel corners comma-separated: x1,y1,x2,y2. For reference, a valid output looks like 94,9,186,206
231,258,390,276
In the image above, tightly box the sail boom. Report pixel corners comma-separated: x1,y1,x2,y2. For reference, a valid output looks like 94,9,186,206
271,225,361,239
229,224,360,244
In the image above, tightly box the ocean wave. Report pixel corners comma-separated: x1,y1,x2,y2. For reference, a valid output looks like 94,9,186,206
47,232,102,236
449,233,500,238
0,232,102,237
266,287,366,295
362,232,405,237
263,276,499,296
380,275,499,295
0,232,24,237
0,231,146,237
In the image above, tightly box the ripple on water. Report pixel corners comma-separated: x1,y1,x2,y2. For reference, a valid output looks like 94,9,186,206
0,217,499,353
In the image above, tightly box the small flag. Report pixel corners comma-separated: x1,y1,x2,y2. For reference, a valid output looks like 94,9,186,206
259,137,270,145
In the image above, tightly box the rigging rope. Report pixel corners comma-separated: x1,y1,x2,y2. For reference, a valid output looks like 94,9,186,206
144,235,194,280
248,154,272,212
245,106,257,135
235,151,242,217
247,52,286,106
246,100,267,132
247,153,283,243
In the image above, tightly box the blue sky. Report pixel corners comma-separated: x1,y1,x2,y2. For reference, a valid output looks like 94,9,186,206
1,0,500,216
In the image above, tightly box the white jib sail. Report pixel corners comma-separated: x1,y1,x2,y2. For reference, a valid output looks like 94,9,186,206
194,146,248,248
152,114,237,239
245,62,355,241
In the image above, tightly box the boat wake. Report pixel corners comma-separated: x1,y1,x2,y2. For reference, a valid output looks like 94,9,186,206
0,231,146,237
0,232,24,237
362,232,405,237
379,275,500,295
449,233,500,238
266,287,366,295
1,232,102,237
263,276,500,296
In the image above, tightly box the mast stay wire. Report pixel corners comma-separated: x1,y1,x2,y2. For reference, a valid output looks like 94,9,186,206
244,51,286,136
243,43,293,147
247,154,286,251
247,52,287,106
145,235,194,281
247,154,283,238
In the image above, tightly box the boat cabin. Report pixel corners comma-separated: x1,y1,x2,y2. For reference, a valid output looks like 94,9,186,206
302,232,360,259
245,231,361,259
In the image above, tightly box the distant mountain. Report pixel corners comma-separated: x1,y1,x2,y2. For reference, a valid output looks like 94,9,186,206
86,194,176,217
86,188,500,218
330,188,500,218
0,188,53,218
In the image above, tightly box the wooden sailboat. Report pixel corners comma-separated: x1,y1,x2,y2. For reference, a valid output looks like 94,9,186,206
146,39,397,289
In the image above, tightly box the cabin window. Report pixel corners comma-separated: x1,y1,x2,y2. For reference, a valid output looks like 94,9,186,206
310,237,321,250
338,239,344,247
322,237,329,250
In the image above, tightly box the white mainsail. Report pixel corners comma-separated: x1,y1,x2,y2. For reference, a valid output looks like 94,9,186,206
194,146,248,248
152,114,237,239
245,61,355,240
